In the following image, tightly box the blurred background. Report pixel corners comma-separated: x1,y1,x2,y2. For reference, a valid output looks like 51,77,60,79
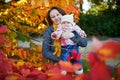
0,0,120,39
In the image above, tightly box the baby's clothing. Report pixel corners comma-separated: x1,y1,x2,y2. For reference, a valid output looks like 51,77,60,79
51,24,86,74
61,45,82,63
51,24,85,46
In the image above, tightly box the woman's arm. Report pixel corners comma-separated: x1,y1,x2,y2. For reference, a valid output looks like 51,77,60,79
42,27,60,61
70,31,87,47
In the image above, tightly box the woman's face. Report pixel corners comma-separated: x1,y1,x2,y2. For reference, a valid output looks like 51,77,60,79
50,9,62,25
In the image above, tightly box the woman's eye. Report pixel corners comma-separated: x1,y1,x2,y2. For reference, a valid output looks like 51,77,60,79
51,16,55,18
57,14,60,16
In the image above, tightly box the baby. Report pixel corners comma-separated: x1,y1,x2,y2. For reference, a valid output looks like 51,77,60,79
51,14,87,46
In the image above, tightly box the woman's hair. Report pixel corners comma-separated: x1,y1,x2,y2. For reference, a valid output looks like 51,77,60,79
46,6,66,26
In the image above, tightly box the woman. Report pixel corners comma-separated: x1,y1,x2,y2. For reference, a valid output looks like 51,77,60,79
42,6,87,65
42,6,66,63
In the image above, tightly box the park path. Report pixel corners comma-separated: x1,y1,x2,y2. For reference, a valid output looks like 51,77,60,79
18,36,120,53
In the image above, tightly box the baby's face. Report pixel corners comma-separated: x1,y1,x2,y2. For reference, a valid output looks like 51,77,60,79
61,21,72,29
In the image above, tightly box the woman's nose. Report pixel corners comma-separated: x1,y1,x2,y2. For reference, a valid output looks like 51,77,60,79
55,16,59,19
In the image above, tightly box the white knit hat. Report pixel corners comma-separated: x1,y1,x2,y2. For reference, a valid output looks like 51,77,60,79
61,14,75,25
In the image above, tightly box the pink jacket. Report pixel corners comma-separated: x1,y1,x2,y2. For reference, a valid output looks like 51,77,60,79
51,24,85,46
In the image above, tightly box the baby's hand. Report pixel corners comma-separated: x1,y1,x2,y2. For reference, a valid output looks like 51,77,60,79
51,33,57,39
80,31,87,38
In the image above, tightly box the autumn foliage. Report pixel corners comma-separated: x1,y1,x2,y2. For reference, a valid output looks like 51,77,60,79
0,25,120,80
0,0,81,37
0,0,120,80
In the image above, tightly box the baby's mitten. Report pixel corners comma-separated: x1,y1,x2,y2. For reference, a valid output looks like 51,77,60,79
51,32,61,40
79,30,87,38
51,32,57,39
61,31,74,39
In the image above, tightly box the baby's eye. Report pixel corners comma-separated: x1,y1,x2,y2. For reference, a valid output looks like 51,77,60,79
62,22,65,24
67,22,71,24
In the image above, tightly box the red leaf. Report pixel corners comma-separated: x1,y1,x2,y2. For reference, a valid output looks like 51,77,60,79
87,51,112,80
87,52,99,66
59,61,82,72
72,50,81,60
117,67,120,80
21,68,30,77
59,61,75,72
98,40,120,60
0,62,13,75
5,73,21,80
48,74,73,80
28,68,48,80
90,62,112,80
0,25,7,34
29,68,46,76
0,36,6,45
0,50,13,75
92,37,120,60
46,66,62,76
67,54,71,61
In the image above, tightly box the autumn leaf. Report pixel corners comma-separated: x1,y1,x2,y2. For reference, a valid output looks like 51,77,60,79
117,66,120,80
0,50,13,75
59,61,82,72
27,68,48,80
87,52,98,66
98,40,120,59
47,74,73,80
86,52,112,80
46,66,73,80
0,36,6,45
92,37,120,60
0,25,7,34
28,68,45,76
72,50,81,60
46,66,62,76
5,73,21,80
59,61,75,72
90,61,112,80
21,68,30,77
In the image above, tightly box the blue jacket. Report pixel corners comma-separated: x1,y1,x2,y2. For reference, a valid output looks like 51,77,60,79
42,26,87,62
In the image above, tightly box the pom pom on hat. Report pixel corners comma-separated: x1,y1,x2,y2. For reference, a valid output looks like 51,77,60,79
61,14,75,25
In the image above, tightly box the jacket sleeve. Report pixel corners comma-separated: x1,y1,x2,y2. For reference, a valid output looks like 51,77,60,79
42,27,60,62
70,31,87,47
